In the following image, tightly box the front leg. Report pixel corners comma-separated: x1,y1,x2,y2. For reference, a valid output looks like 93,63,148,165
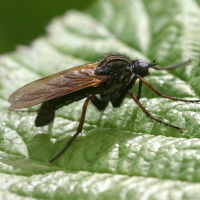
137,75,200,103
136,80,142,100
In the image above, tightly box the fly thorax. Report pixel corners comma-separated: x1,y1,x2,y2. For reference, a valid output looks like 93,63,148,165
94,55,132,76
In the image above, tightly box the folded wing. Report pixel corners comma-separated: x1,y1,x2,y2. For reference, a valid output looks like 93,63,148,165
9,62,109,109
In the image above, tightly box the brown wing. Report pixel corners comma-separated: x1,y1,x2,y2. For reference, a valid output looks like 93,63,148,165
9,62,109,109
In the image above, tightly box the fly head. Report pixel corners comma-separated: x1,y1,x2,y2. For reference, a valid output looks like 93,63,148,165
131,59,156,77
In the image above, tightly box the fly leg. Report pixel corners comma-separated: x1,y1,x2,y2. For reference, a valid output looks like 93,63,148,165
137,75,200,103
127,90,182,131
136,80,142,100
111,74,196,131
111,75,146,106
127,75,200,131
49,94,109,163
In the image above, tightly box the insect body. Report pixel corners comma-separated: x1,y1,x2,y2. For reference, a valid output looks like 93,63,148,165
8,55,199,163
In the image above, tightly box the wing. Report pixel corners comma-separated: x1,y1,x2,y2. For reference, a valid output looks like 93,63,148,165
9,62,109,109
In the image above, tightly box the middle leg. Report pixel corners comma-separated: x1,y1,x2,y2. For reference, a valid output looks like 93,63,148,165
127,89,182,131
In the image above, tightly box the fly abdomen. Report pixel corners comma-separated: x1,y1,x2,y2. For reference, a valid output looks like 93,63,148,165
35,102,56,127
35,89,92,127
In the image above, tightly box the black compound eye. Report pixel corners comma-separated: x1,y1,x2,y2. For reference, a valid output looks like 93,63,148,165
134,60,150,77
138,60,147,67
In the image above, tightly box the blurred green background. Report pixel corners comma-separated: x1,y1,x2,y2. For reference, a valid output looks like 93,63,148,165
0,0,93,54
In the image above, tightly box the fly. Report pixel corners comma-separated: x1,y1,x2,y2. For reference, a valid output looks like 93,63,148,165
8,55,200,163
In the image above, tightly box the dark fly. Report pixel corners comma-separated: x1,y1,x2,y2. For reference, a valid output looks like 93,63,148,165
8,55,200,163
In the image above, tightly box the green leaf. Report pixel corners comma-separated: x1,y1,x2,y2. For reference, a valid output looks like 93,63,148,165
1,0,200,199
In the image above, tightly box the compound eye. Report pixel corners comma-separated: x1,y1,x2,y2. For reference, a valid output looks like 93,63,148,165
134,60,150,77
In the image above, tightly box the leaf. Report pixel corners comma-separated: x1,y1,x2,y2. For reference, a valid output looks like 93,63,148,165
1,0,200,199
